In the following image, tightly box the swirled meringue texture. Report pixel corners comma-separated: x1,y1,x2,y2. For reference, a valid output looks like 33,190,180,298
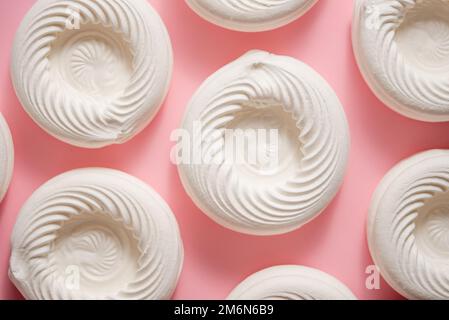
368,150,449,300
186,0,318,32
178,50,350,236
353,0,449,122
11,0,173,148
9,168,184,300
0,113,14,202
228,265,356,300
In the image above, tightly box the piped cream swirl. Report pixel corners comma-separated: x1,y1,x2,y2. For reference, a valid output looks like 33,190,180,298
227,266,356,300
368,150,449,299
178,51,350,235
11,0,172,148
0,113,14,202
9,168,183,300
186,0,318,32
353,0,449,121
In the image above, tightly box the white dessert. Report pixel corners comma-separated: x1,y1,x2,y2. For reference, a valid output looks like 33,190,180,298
368,150,449,299
186,0,318,32
0,113,14,201
11,0,173,148
353,0,449,122
228,265,356,300
178,50,350,236
9,168,184,300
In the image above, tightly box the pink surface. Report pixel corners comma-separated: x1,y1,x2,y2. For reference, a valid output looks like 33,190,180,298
1,0,449,301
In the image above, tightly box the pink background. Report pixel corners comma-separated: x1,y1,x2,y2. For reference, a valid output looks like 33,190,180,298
1,0,449,300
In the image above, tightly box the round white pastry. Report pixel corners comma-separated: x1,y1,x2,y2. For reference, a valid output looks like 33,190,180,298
186,0,318,32
9,168,183,300
0,113,14,201
177,50,350,236
228,266,356,300
353,0,449,122
368,150,449,300
11,0,173,148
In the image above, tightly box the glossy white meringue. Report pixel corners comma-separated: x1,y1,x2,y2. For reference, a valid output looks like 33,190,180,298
9,168,183,300
11,0,173,148
228,265,356,300
353,0,449,122
186,0,318,32
369,150,449,299
0,113,14,201
178,50,350,236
